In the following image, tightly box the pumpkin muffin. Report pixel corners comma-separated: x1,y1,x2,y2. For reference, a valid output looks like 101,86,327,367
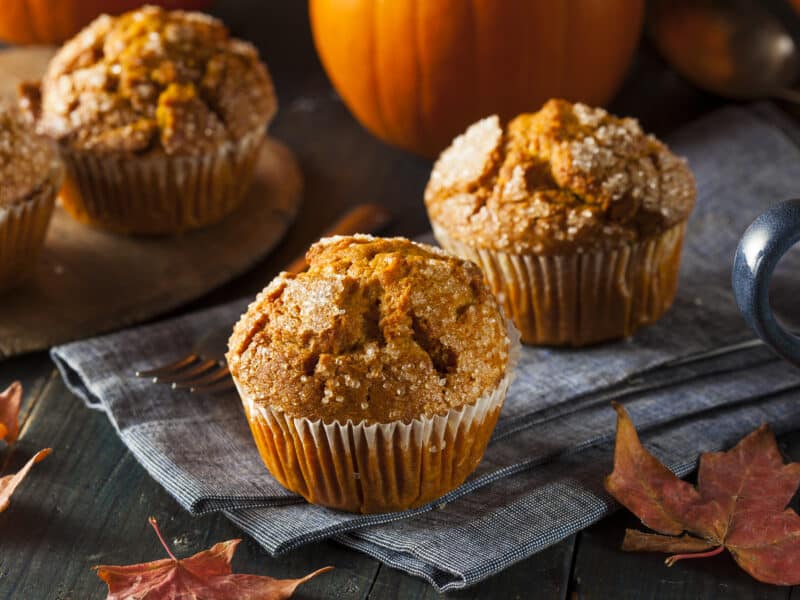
227,235,518,513
20,5,276,234
0,107,62,291
425,99,696,346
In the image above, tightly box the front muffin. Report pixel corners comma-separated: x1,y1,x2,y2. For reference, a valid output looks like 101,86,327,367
0,108,62,291
22,5,276,234
425,99,696,346
228,235,517,513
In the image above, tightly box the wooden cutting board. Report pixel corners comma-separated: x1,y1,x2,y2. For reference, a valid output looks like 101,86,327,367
0,47,302,357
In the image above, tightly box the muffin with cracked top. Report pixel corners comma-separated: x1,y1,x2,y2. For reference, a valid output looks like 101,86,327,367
20,4,276,234
425,99,696,346
0,107,62,291
227,235,518,513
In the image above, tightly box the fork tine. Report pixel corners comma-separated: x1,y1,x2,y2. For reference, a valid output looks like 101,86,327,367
171,365,230,390
193,378,237,394
160,359,219,384
136,353,200,378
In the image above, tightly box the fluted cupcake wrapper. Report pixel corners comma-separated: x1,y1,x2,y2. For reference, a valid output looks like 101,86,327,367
237,321,520,514
58,130,264,235
0,175,59,291
433,222,688,346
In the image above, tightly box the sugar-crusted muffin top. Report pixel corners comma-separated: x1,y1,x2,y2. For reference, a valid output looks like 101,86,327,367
227,235,511,424
24,5,276,156
0,107,60,206
425,99,696,254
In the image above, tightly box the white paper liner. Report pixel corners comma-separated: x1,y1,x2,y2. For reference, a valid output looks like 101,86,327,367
58,129,263,235
0,172,60,291
432,222,687,346
237,318,520,514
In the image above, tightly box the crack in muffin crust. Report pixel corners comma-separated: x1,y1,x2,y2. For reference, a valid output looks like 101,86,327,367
26,5,276,156
425,99,696,255
227,235,511,424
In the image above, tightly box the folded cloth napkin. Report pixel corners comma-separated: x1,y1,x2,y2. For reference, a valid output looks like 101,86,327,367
52,104,800,591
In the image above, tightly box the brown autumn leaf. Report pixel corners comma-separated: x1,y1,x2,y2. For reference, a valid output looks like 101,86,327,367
0,381,22,443
604,402,800,585
95,517,333,600
0,448,51,512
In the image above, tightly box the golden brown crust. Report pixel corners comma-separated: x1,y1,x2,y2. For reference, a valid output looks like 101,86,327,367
425,99,696,255
227,235,511,424
31,6,276,156
0,107,60,206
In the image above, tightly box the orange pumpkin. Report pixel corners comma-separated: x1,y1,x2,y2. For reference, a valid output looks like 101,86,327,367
310,0,645,157
0,0,211,45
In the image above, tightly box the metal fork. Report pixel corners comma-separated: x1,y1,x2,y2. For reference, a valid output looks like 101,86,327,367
135,203,392,393
136,325,234,393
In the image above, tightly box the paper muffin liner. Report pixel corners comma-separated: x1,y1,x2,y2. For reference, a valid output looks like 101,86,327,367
433,222,688,346
57,129,264,235
237,320,520,514
0,173,60,292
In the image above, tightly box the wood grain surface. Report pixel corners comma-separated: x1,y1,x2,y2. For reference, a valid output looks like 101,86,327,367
0,48,302,358
5,2,796,599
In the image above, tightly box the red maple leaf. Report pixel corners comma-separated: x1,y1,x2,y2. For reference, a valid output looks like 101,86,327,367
0,381,22,443
95,517,333,599
604,402,800,585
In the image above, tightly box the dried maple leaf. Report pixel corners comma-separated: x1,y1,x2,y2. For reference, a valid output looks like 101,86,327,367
0,448,51,512
95,517,333,599
604,402,800,585
0,381,22,443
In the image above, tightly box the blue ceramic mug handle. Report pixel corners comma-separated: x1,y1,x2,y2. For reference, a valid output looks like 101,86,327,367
732,199,800,365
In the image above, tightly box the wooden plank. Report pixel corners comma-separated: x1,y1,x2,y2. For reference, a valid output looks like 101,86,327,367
570,429,800,600
0,5,758,600
0,373,379,599
367,536,577,600
0,352,54,433
571,514,790,600
196,514,381,600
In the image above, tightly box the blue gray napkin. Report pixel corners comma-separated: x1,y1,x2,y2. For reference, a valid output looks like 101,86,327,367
51,104,800,591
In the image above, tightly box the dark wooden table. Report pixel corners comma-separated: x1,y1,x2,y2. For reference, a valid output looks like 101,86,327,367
3,3,800,599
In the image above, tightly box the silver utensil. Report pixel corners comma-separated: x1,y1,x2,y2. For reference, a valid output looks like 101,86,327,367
648,0,800,102
136,325,233,393
136,202,392,393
